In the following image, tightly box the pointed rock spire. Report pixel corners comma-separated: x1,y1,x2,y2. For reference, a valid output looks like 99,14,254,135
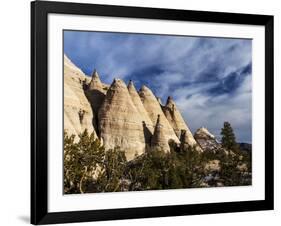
151,115,170,153
166,96,174,106
84,69,107,133
127,79,134,89
88,69,103,91
162,96,202,152
92,69,99,78
98,78,147,160
180,130,195,151
139,85,180,144
127,80,154,136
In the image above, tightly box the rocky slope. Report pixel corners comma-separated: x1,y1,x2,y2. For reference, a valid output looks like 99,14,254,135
64,55,97,139
194,127,221,151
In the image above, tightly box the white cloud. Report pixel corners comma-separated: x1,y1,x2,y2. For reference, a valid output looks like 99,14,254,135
64,31,252,142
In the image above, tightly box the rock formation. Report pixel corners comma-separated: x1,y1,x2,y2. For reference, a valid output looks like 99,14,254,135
151,115,171,153
64,54,226,159
138,85,180,145
163,96,201,151
64,55,97,139
156,97,162,105
127,80,154,138
98,79,147,160
194,127,221,151
84,70,107,133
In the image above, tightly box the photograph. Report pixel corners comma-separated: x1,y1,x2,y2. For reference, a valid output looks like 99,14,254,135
63,30,252,194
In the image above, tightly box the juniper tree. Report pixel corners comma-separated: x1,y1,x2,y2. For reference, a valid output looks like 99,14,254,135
220,122,237,150
63,130,105,194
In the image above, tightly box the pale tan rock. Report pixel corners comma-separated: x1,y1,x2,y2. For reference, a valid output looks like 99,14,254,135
151,115,170,153
195,127,216,139
84,70,107,132
163,96,201,151
180,130,201,152
156,97,162,105
98,79,147,160
138,85,180,144
194,127,220,151
127,80,154,142
64,55,97,139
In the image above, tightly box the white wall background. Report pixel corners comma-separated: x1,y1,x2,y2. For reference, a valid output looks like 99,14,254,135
0,0,279,225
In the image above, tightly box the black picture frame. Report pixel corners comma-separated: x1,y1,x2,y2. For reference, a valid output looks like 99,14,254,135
31,1,274,224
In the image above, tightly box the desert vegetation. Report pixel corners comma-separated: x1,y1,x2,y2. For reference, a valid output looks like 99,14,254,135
64,122,252,194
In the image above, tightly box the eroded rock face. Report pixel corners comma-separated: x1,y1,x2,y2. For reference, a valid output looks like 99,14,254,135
98,79,147,160
139,85,180,145
127,80,154,144
151,115,170,153
64,55,217,158
84,70,107,133
194,127,221,151
64,55,97,139
163,96,201,151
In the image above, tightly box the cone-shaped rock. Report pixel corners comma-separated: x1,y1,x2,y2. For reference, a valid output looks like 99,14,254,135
139,85,180,144
89,69,104,90
162,96,201,151
151,115,170,153
64,55,97,139
98,79,146,160
180,130,202,152
194,127,221,151
127,80,154,139
85,69,107,132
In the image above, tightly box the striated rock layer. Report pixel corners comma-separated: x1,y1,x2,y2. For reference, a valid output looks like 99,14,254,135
98,79,147,160
163,96,201,151
139,85,180,146
64,55,97,139
127,80,154,142
194,127,221,151
64,54,208,157
151,115,170,153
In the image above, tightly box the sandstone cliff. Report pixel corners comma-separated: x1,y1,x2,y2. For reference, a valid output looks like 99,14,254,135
64,55,97,139
98,79,147,160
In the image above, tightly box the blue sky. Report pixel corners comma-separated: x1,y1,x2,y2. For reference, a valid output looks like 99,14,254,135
64,30,252,143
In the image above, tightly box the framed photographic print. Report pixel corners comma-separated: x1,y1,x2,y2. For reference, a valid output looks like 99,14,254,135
31,0,274,224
